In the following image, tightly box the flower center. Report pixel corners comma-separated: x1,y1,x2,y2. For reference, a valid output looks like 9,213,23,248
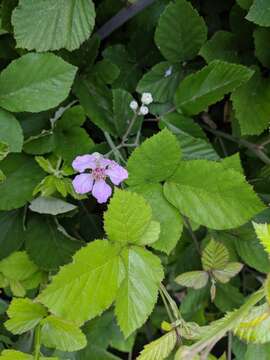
92,167,106,181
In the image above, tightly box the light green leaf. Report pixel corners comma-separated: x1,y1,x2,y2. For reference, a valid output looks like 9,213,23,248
175,271,209,289
41,315,87,352
137,62,182,103
245,344,270,360
0,53,77,113
130,183,183,254
0,142,9,161
202,239,229,270
0,350,57,360
175,60,253,115
38,240,122,325
164,160,265,230
213,262,243,283
155,0,207,62
0,154,45,210
199,31,240,64
264,274,270,305
0,109,23,152
246,0,270,26
231,70,270,135
104,189,153,245
29,197,76,215
127,129,181,186
12,0,95,51
137,331,177,360
0,251,38,281
221,153,243,174
253,222,270,257
115,246,164,337
254,27,270,68
5,298,47,334
24,215,82,271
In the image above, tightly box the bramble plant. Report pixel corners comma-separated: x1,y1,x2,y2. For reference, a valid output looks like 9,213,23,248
1,0,270,359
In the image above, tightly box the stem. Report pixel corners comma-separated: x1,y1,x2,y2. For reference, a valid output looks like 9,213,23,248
34,325,41,360
227,331,232,360
182,216,201,255
159,287,174,324
104,132,125,163
121,112,138,145
159,283,180,321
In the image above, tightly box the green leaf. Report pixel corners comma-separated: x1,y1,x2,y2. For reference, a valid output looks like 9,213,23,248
246,0,270,26
199,31,240,64
254,27,270,68
221,153,243,174
94,59,120,85
236,0,252,10
0,53,77,113
0,142,9,161
0,109,23,153
154,0,207,62
213,262,243,283
175,60,253,115
202,239,229,270
231,70,270,135
0,154,45,210
137,331,177,360
264,274,270,305
130,183,183,254
104,190,154,245
214,283,244,312
41,315,87,352
0,251,38,281
29,197,76,215
115,246,164,337
245,344,270,360
0,210,24,260
38,240,121,325
12,0,95,52
25,215,82,271
253,222,270,257
127,129,181,186
175,271,209,289
5,298,47,335
0,350,57,360
164,160,265,230
137,62,182,103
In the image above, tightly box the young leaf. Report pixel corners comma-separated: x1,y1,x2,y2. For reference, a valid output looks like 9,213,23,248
137,331,177,360
246,0,270,26
155,0,207,63
40,315,87,352
164,160,265,230
0,109,23,153
115,246,164,337
213,262,243,283
175,271,209,289
175,60,253,115
12,0,95,51
29,197,77,216
202,239,229,271
38,240,122,325
253,222,270,257
0,53,77,113
5,298,47,335
127,129,181,186
0,251,38,281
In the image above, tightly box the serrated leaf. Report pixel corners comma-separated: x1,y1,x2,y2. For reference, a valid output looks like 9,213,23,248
175,271,209,289
5,298,47,335
41,315,87,352
155,0,207,62
0,251,38,281
231,70,270,135
254,27,270,68
264,274,270,305
164,160,265,230
29,197,76,215
213,262,243,283
0,350,57,360
0,109,23,153
137,62,182,103
246,0,270,26
130,183,183,254
253,222,270,257
24,215,82,271
202,239,229,270
115,246,164,337
12,0,95,52
175,60,253,115
0,53,77,113
199,31,240,64
0,154,45,210
137,331,177,360
38,240,121,325
214,283,244,312
127,129,181,186
221,153,243,174
104,190,154,245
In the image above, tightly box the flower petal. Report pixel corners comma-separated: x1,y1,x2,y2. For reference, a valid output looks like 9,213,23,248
105,162,128,185
72,173,93,194
92,180,112,203
72,155,97,172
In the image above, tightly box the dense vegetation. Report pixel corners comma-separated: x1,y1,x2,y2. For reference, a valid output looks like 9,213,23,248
1,0,270,359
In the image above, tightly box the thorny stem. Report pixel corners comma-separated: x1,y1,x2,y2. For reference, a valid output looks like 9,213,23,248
159,286,174,324
227,331,232,360
34,325,41,360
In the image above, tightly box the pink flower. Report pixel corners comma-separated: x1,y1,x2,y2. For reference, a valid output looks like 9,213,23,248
72,153,128,203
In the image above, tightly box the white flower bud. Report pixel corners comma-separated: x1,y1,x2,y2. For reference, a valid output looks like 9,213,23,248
141,92,153,105
139,105,149,116
129,100,138,111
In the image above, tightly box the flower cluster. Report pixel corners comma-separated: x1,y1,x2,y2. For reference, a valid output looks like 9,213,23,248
129,92,153,115
72,153,128,203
